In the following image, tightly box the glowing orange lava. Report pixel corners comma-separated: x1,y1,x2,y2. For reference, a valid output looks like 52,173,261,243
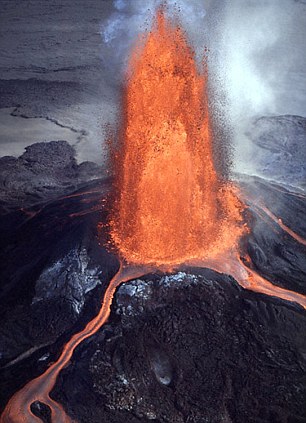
111,11,245,266
0,264,149,423
2,10,306,423
257,204,306,247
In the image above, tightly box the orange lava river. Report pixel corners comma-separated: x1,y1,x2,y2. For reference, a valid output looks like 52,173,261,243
1,11,306,423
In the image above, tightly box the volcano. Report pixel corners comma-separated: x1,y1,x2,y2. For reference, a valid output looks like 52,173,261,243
1,9,306,423
1,154,306,423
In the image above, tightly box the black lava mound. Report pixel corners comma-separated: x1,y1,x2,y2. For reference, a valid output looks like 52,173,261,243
53,269,306,423
0,140,104,213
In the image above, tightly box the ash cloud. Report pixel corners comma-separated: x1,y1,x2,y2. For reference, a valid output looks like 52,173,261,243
218,0,306,119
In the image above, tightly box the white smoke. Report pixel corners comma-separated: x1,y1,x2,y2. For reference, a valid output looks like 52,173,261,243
101,0,208,80
100,0,306,172
215,0,306,172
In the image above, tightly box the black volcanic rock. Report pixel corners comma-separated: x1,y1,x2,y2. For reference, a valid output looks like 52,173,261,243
33,246,103,314
239,174,306,295
0,178,119,407
247,115,306,188
0,140,104,213
21,140,77,170
52,270,306,423
0,143,306,422
30,401,52,423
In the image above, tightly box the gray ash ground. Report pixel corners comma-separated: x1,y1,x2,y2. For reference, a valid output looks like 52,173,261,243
0,0,117,162
0,142,306,422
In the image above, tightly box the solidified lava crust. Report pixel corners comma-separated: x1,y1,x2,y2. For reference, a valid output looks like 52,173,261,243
52,270,306,423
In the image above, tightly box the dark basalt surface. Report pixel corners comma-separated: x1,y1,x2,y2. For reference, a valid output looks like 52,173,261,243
239,174,306,295
52,270,306,423
0,143,305,422
0,140,104,213
0,159,119,407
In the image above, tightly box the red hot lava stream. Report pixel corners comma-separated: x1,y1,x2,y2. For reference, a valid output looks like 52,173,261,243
0,265,150,423
2,10,306,423
256,203,306,247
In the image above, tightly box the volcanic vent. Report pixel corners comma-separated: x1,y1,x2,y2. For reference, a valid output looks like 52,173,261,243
110,11,244,267
1,7,306,423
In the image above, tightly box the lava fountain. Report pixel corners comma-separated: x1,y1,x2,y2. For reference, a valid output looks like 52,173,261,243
110,11,245,266
110,11,306,310
1,8,306,423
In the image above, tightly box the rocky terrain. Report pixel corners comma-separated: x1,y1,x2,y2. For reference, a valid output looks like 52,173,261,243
52,270,306,423
0,140,104,213
0,141,305,422
246,115,306,189
1,1,306,420
0,141,117,407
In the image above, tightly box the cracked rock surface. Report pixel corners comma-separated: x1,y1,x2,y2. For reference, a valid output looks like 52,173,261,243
0,173,118,407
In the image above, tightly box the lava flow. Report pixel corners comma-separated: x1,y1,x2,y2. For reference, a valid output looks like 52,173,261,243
256,203,306,247
2,9,306,423
0,265,149,423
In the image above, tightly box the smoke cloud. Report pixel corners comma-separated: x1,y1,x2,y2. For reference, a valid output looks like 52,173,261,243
101,0,208,81
100,0,306,171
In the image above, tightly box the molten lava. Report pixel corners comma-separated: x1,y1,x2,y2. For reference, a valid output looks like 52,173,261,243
2,10,306,423
111,12,244,266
